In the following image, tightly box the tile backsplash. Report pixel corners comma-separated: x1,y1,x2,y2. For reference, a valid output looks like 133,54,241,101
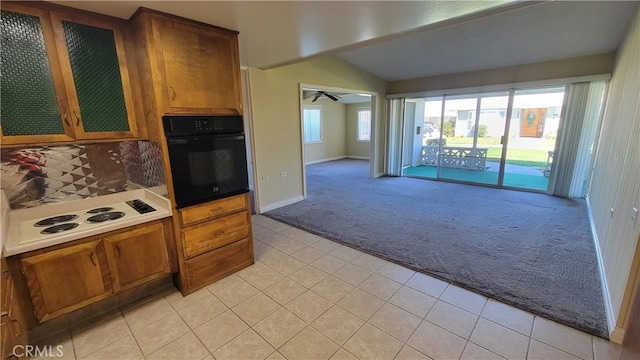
0,141,167,209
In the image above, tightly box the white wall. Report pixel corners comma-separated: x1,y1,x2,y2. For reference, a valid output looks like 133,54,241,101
303,98,346,164
248,56,387,210
587,7,640,340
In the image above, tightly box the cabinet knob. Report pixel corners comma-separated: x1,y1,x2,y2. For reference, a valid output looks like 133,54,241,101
170,86,177,101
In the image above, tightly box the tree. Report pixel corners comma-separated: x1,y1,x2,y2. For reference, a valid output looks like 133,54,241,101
478,124,488,137
443,121,454,137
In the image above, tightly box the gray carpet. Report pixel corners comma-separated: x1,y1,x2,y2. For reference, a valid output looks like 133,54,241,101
265,159,608,339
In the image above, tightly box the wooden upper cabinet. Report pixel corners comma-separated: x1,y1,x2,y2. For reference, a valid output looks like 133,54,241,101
20,240,112,322
0,3,138,146
103,223,170,292
132,9,242,118
50,11,138,140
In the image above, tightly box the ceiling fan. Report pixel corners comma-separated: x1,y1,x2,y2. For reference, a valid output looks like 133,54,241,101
305,90,341,102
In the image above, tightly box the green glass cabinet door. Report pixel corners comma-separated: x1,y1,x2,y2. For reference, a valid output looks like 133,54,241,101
0,4,75,145
51,12,138,140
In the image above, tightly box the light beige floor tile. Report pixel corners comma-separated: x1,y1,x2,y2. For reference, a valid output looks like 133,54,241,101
194,310,249,352
33,334,75,360
263,220,291,232
253,308,307,348
470,318,529,359
528,339,581,360
337,288,384,320
593,337,621,360
311,254,348,274
358,273,402,300
369,303,422,342
212,329,275,360
389,286,437,318
311,306,365,345
251,215,274,227
269,236,308,255
164,288,210,311
256,247,289,266
426,300,479,339
286,290,333,323
279,227,308,239
311,276,355,303
309,238,343,253
333,263,373,286
290,265,330,288
440,285,487,315
344,323,403,360
407,321,467,360
376,262,416,284
329,245,364,262
211,278,260,307
330,348,359,360
266,255,308,276
146,332,209,360
297,233,325,246
406,273,449,298
132,313,190,356
291,246,327,263
280,327,339,360
531,317,593,360
232,292,281,326
395,345,432,360
72,313,131,359
263,277,307,305
481,299,534,336
266,351,287,360
237,262,285,291
178,294,228,329
351,253,388,272
206,273,242,294
81,335,142,360
461,342,505,360
122,297,175,331
202,355,214,360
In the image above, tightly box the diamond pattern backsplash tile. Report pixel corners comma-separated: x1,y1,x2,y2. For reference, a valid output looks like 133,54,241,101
0,141,166,209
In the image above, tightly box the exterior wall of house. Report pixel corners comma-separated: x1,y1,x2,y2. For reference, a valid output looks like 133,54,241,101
248,56,387,210
388,53,616,94
346,102,372,159
302,98,347,164
587,8,640,341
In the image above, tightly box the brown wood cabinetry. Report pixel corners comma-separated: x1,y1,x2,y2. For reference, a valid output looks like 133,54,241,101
20,240,112,322
16,221,172,323
175,193,254,294
0,2,140,146
1,256,28,359
130,8,242,125
103,223,170,293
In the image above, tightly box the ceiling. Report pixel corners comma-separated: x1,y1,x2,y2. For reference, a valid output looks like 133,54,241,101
52,1,638,82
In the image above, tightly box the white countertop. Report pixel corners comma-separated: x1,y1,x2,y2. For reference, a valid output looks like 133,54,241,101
2,189,173,256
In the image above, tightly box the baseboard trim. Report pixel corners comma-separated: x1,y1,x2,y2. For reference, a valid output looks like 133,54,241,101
375,172,385,178
346,156,370,160
260,195,305,213
305,156,347,165
610,326,625,344
586,196,617,339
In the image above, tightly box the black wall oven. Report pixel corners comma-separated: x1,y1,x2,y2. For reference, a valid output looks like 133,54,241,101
163,115,249,208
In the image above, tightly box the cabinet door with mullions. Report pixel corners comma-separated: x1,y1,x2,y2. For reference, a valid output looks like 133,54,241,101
51,11,138,140
0,4,75,145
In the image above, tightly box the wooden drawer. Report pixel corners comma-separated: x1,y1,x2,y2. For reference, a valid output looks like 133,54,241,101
184,237,253,291
181,211,250,259
179,193,248,226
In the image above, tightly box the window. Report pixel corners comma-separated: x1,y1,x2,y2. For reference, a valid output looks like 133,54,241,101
357,107,371,141
303,106,322,143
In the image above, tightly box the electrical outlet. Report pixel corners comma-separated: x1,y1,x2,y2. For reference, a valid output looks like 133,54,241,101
261,175,269,181
280,172,287,177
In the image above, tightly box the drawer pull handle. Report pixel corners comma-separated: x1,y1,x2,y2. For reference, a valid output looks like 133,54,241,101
73,111,81,126
213,231,225,237
1,270,9,278
90,252,97,267
11,318,22,336
209,207,223,215
170,86,176,101
63,112,71,127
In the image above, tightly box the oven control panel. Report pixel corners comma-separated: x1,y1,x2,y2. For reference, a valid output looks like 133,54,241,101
126,199,156,214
